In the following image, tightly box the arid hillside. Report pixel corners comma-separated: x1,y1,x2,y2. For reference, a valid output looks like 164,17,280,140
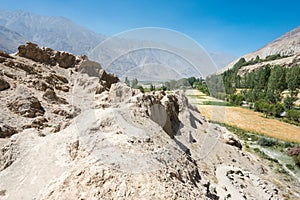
221,26,300,74
0,43,299,199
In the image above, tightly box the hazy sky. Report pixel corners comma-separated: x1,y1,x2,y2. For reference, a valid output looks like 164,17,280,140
1,0,300,56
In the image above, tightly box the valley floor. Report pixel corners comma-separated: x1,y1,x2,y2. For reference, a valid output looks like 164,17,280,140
186,90,300,143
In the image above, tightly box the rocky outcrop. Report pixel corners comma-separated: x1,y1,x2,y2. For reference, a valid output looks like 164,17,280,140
0,51,13,59
0,77,10,91
109,82,139,103
98,69,119,92
77,59,119,94
130,90,181,138
0,141,18,172
223,132,242,149
18,42,76,68
8,96,45,118
53,106,81,119
0,124,17,138
42,89,68,104
77,59,102,77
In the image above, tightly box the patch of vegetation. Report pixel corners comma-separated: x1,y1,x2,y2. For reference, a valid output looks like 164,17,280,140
253,148,279,162
206,62,300,125
213,122,300,175
211,122,260,141
276,166,288,174
257,138,279,147
202,101,233,106
229,93,245,106
187,95,206,99
286,164,295,170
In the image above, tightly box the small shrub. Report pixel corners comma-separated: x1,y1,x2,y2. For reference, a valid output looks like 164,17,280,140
286,164,295,170
276,166,288,174
229,93,245,106
137,85,145,93
284,141,294,148
257,138,278,147
287,109,300,122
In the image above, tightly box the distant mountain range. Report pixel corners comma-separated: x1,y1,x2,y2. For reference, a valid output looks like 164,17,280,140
0,10,105,55
0,10,236,79
0,25,26,53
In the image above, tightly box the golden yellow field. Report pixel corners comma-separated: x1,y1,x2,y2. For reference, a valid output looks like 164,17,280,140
186,90,300,143
198,105,300,143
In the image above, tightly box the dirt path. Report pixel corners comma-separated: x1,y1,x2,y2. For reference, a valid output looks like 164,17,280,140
186,90,300,143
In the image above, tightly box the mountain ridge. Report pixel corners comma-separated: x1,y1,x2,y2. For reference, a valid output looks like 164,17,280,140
0,10,106,55
0,10,235,72
221,25,300,74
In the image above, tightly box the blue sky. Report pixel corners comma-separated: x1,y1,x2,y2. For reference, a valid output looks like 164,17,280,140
1,0,300,56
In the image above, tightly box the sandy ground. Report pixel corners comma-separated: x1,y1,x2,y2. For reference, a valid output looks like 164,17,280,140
186,90,300,143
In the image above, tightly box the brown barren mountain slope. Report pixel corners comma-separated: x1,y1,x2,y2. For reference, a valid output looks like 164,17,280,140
220,26,300,74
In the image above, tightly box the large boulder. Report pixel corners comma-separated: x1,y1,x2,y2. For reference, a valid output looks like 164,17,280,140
0,77,10,91
98,69,119,92
77,59,119,94
77,59,102,77
108,82,138,103
8,96,45,118
18,42,54,65
54,51,76,68
223,132,243,149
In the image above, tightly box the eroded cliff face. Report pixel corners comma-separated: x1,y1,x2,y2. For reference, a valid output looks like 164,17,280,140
0,43,298,199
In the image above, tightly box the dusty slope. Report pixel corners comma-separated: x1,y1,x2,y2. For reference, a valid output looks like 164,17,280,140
0,43,298,199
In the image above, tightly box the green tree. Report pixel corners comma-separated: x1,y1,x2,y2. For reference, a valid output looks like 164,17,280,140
160,85,167,91
187,77,198,86
131,78,138,89
255,55,260,63
286,66,300,96
287,110,300,122
229,93,245,106
233,57,246,70
255,66,271,90
284,96,298,110
265,89,280,104
271,103,284,117
137,85,145,93
124,77,130,86
197,83,209,95
254,99,272,117
150,84,155,91
267,66,286,93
